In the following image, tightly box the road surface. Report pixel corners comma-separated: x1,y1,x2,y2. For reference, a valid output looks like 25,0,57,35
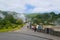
0,23,60,40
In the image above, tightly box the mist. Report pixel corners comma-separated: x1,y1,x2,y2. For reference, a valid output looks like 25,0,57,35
55,18,60,27
0,10,26,23
0,13,5,19
15,13,26,22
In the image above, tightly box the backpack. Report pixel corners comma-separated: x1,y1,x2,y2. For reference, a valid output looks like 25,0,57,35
38,25,42,30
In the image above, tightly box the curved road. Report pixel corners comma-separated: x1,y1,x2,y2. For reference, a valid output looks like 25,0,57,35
0,23,60,40
0,32,50,40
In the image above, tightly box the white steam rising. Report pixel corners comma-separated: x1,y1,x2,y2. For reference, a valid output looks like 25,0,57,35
0,13,5,19
14,13,26,22
0,11,26,22
55,18,60,27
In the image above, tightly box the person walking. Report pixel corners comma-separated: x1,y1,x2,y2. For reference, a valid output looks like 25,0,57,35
31,25,34,31
36,24,39,31
38,24,43,32
33,25,37,32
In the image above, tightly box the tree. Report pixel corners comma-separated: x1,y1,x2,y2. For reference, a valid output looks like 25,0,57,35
50,12,58,22
16,19,23,25
4,14,15,23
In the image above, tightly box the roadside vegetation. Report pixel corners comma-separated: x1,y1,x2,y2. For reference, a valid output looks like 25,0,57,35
26,12,60,25
0,11,24,32
26,12,60,36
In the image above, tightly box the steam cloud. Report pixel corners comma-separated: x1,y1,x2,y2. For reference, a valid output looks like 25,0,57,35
17,13,26,22
0,11,26,22
0,13,5,19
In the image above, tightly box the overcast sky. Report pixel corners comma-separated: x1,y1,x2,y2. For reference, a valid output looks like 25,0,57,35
0,0,60,13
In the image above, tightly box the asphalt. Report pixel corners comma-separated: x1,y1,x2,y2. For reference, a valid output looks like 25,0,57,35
0,23,60,40
0,32,50,40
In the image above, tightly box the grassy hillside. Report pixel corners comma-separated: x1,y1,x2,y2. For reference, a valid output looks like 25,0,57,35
0,10,24,32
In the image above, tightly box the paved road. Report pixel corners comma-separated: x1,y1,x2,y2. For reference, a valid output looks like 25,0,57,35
0,32,50,40
0,23,60,40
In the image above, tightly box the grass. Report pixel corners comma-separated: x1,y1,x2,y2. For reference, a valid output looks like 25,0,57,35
0,24,24,32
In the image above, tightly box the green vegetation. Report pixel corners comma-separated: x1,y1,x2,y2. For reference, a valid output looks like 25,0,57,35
0,10,24,32
26,12,60,37
26,12,60,25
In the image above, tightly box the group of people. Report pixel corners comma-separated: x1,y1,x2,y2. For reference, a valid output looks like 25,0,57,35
27,23,43,32
31,24,43,32
26,22,43,32
27,22,51,34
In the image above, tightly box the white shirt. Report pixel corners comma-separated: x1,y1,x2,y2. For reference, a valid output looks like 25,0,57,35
32,26,34,28
36,25,39,29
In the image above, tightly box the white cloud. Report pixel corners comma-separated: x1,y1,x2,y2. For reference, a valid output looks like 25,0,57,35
0,0,60,13
0,0,25,12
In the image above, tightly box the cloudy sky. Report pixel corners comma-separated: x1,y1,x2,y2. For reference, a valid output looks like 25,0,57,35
0,0,60,13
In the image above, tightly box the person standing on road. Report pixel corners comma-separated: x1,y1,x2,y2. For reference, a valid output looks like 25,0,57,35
37,24,43,32
33,25,37,32
27,23,29,28
36,24,39,31
30,22,32,29
31,25,34,31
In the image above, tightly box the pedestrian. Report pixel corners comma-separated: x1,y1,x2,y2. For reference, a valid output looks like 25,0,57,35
31,25,34,30
33,25,37,32
31,25,34,31
28,22,31,29
46,28,50,34
27,23,29,28
38,24,43,32
27,26,29,28
36,24,39,31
